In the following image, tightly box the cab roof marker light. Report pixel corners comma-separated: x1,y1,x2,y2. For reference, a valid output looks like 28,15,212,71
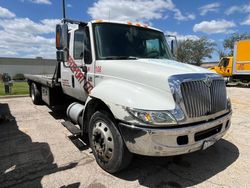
95,20,103,23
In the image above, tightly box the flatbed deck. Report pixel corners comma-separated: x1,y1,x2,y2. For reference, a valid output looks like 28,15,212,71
24,74,60,88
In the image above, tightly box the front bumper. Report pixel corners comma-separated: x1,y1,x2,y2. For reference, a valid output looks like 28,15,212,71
119,112,232,156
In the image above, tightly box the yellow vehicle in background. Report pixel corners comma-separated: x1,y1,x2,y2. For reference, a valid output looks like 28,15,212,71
210,39,250,82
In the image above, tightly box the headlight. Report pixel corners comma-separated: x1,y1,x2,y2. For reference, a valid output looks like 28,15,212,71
126,108,177,126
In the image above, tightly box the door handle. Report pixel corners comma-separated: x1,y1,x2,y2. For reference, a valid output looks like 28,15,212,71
71,75,75,88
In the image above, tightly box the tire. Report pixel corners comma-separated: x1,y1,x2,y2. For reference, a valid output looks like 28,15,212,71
88,111,132,173
30,82,42,105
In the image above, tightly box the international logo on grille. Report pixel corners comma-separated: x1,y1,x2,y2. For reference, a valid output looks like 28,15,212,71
204,75,212,87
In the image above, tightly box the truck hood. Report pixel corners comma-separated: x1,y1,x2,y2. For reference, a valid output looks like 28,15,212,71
93,58,217,110
99,58,213,93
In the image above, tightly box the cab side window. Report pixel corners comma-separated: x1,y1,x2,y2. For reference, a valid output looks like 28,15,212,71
73,27,92,63
223,58,229,67
219,58,229,67
74,30,84,59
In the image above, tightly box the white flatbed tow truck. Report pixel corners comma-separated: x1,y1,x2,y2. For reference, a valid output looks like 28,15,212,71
25,3,232,173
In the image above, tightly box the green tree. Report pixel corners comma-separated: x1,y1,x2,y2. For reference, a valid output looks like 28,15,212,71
176,39,193,64
177,37,215,66
216,48,227,59
223,33,250,55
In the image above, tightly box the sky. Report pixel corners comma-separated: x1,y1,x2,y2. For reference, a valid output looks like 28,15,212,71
0,0,249,62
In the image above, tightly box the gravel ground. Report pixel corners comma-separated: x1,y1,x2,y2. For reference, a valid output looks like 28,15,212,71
0,87,249,188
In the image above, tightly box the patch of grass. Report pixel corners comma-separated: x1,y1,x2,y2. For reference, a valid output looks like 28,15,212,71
0,81,29,96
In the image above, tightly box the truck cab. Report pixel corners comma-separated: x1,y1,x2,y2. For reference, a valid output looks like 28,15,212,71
26,19,232,173
209,57,233,77
209,39,250,82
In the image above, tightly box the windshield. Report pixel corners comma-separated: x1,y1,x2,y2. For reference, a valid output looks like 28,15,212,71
93,23,172,60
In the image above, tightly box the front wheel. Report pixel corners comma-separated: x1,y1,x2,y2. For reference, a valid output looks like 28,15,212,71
88,111,132,173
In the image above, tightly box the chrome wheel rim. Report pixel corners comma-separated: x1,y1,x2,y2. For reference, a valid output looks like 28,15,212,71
31,87,35,101
92,121,114,163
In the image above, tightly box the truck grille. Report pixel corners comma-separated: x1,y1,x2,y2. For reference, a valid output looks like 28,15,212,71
180,79,227,118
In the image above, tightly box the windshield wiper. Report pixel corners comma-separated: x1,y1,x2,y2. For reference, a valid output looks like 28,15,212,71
102,56,138,60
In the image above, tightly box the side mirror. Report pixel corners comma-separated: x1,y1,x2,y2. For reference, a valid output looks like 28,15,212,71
56,24,68,50
171,40,174,55
84,49,92,64
81,65,87,73
56,24,69,62
170,39,178,57
56,51,68,62
165,35,178,58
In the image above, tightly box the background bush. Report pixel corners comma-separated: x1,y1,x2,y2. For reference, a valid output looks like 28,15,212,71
12,74,25,81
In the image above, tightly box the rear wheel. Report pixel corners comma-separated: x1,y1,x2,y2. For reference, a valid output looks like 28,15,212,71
89,111,132,173
30,82,42,105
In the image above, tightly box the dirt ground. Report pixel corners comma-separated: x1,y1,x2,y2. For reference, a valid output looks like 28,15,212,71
0,87,249,188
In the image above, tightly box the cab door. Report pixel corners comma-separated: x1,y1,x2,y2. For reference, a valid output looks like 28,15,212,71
61,26,94,102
